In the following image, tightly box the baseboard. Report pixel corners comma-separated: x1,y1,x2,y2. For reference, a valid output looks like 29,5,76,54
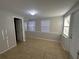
30,36,59,42
62,46,66,51
61,43,69,52
0,44,16,54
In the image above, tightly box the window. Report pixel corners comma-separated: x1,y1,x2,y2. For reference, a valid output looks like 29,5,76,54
63,15,71,37
41,20,50,32
27,21,35,31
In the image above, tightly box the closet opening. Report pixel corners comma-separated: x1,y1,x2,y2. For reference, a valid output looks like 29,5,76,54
14,18,23,44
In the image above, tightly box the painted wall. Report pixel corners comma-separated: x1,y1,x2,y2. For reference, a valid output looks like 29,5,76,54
25,17,63,41
62,1,79,59
0,10,24,54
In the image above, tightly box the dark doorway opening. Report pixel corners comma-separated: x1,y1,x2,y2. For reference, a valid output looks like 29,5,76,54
14,18,23,43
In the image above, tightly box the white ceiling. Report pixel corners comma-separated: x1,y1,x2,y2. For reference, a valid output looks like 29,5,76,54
0,0,78,18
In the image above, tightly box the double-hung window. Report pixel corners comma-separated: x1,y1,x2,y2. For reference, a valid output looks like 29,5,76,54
63,15,71,37
27,21,35,32
41,20,50,32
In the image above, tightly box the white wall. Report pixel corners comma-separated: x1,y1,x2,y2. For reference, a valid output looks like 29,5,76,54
25,17,63,41
70,11,79,59
0,10,24,54
62,1,79,59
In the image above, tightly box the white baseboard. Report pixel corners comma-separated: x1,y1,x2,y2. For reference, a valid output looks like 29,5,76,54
30,36,59,42
61,43,69,52
0,44,16,54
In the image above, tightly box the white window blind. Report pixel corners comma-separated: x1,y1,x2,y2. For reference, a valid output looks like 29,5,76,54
28,21,35,31
41,20,50,32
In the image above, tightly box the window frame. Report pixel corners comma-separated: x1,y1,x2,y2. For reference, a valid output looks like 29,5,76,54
27,20,36,32
41,20,50,33
63,15,71,37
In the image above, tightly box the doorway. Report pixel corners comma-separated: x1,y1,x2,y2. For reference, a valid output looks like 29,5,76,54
14,18,23,43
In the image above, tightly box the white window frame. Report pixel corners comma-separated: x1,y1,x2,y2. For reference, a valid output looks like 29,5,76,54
63,15,71,37
27,20,36,32
41,20,50,33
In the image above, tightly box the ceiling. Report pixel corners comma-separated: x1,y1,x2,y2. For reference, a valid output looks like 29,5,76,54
0,0,78,18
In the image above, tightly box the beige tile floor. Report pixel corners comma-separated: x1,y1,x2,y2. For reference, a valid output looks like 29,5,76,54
0,39,70,59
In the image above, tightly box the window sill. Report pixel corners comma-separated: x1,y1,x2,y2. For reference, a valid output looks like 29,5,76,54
63,34,69,39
